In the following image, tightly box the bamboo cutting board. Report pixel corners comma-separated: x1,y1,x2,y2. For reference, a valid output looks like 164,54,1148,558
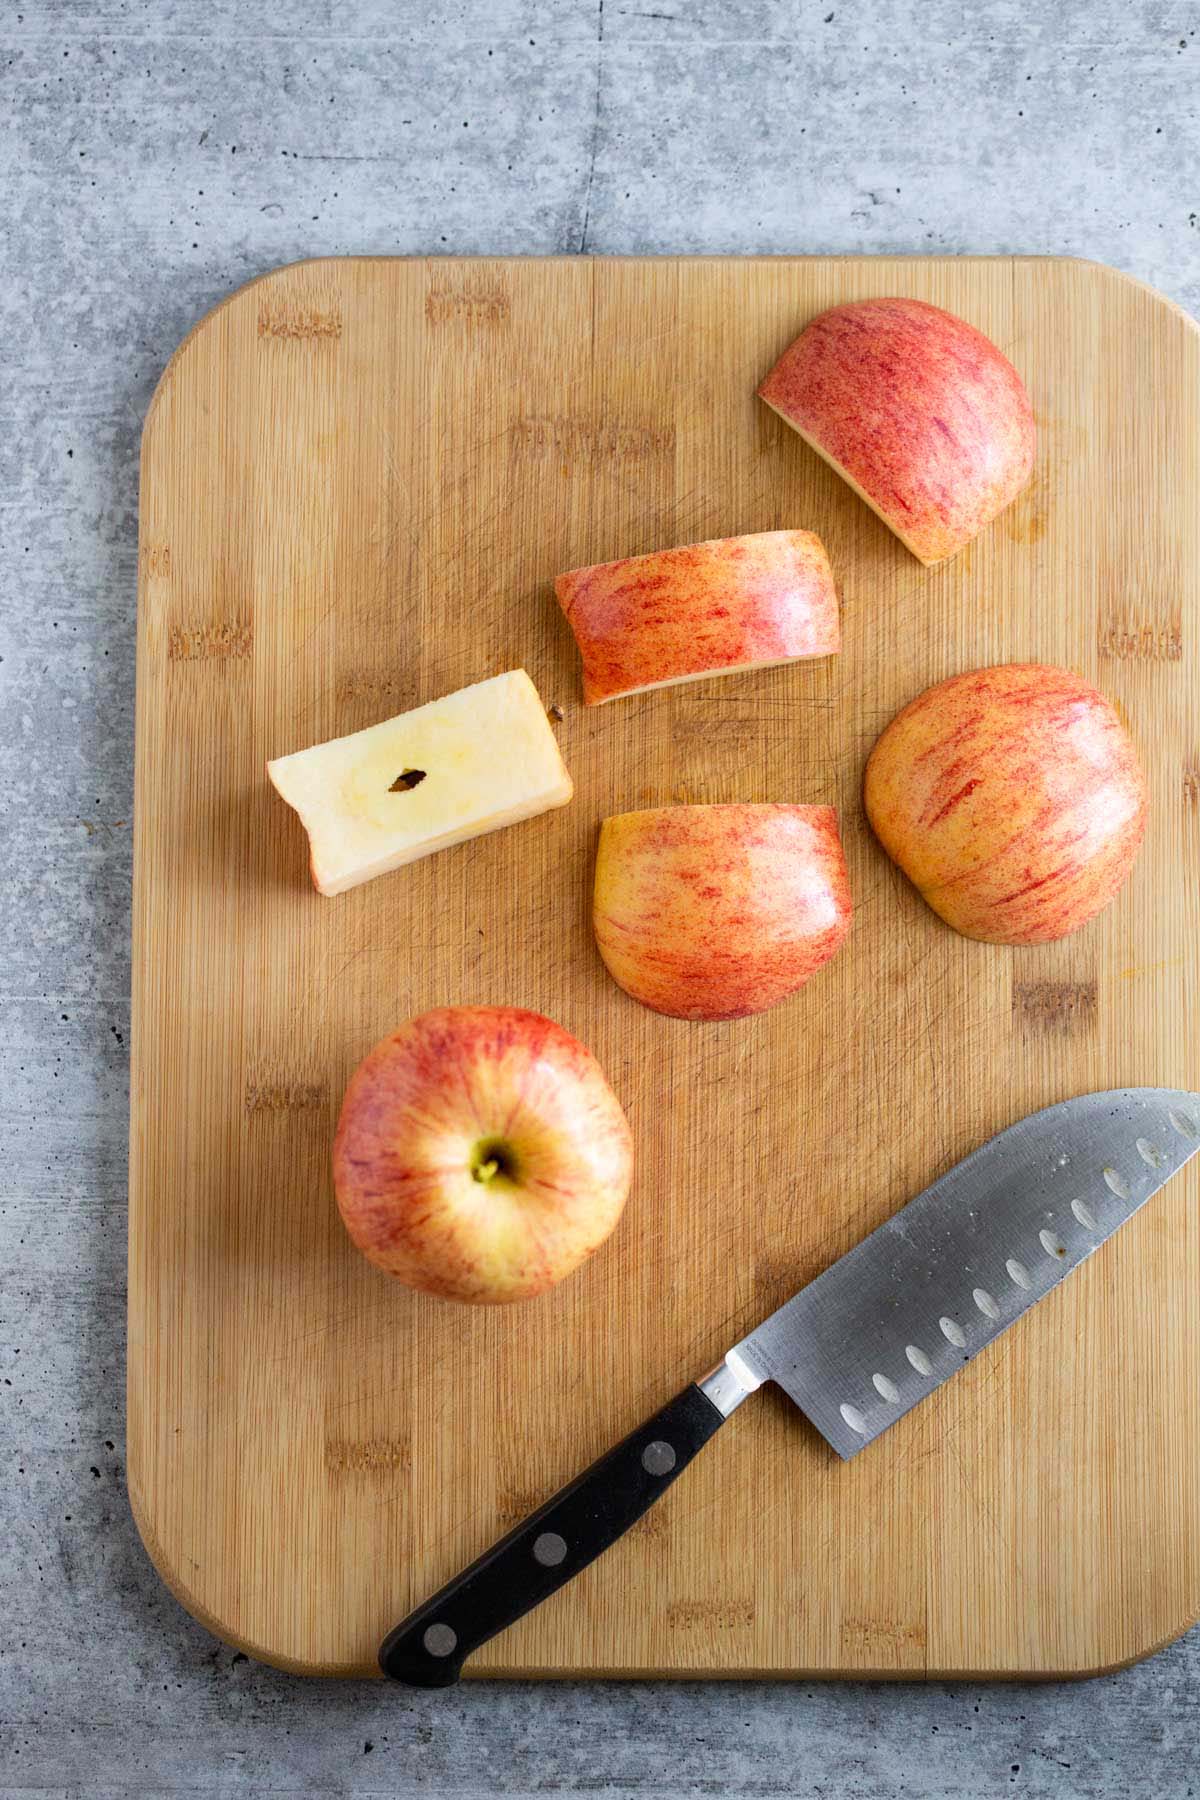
129,256,1200,1679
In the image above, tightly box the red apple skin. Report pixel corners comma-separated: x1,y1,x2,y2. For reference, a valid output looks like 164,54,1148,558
593,804,852,1021
554,530,839,705
333,1007,633,1304
864,664,1148,945
758,299,1035,565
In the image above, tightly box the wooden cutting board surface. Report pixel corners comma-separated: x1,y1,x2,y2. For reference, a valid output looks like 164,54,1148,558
129,256,1200,1678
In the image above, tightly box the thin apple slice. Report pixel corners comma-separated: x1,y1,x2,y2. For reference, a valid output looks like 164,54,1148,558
267,669,572,896
758,299,1035,565
593,803,852,1020
864,663,1147,944
554,529,838,706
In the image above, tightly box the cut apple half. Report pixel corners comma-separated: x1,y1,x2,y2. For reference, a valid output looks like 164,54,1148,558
554,529,839,706
267,669,573,896
758,298,1035,566
593,802,852,1020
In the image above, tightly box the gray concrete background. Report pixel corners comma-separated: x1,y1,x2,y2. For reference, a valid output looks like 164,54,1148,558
3,2,1199,1794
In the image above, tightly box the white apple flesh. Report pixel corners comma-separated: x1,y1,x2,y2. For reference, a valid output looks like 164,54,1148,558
267,669,573,895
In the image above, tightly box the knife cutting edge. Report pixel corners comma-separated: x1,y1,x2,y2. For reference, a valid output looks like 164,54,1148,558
379,1086,1200,1686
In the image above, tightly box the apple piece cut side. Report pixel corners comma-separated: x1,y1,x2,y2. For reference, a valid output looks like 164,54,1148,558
757,396,939,565
864,663,1148,945
758,298,1036,566
554,529,839,706
593,803,852,1020
267,669,573,896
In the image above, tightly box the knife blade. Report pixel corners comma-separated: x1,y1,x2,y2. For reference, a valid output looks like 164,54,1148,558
380,1087,1200,1686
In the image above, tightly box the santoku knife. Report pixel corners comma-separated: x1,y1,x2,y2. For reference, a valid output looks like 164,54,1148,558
380,1086,1200,1686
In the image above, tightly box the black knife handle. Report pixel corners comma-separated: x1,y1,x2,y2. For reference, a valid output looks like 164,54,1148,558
379,1382,727,1686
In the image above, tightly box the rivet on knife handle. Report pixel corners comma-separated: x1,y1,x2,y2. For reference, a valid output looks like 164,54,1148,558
378,1378,754,1687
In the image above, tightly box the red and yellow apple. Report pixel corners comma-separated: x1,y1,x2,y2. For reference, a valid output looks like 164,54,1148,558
554,529,839,705
864,664,1147,944
333,1007,633,1304
758,299,1035,565
593,803,852,1020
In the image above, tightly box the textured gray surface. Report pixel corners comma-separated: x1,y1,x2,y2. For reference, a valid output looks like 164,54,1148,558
3,2,1200,1795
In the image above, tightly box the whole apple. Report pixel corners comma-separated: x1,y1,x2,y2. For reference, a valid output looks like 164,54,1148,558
333,1007,633,1303
864,663,1147,944
593,803,852,1020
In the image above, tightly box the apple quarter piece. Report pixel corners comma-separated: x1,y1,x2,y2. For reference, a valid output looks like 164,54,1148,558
758,298,1035,565
593,802,852,1020
554,529,839,706
864,663,1147,945
267,669,573,896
